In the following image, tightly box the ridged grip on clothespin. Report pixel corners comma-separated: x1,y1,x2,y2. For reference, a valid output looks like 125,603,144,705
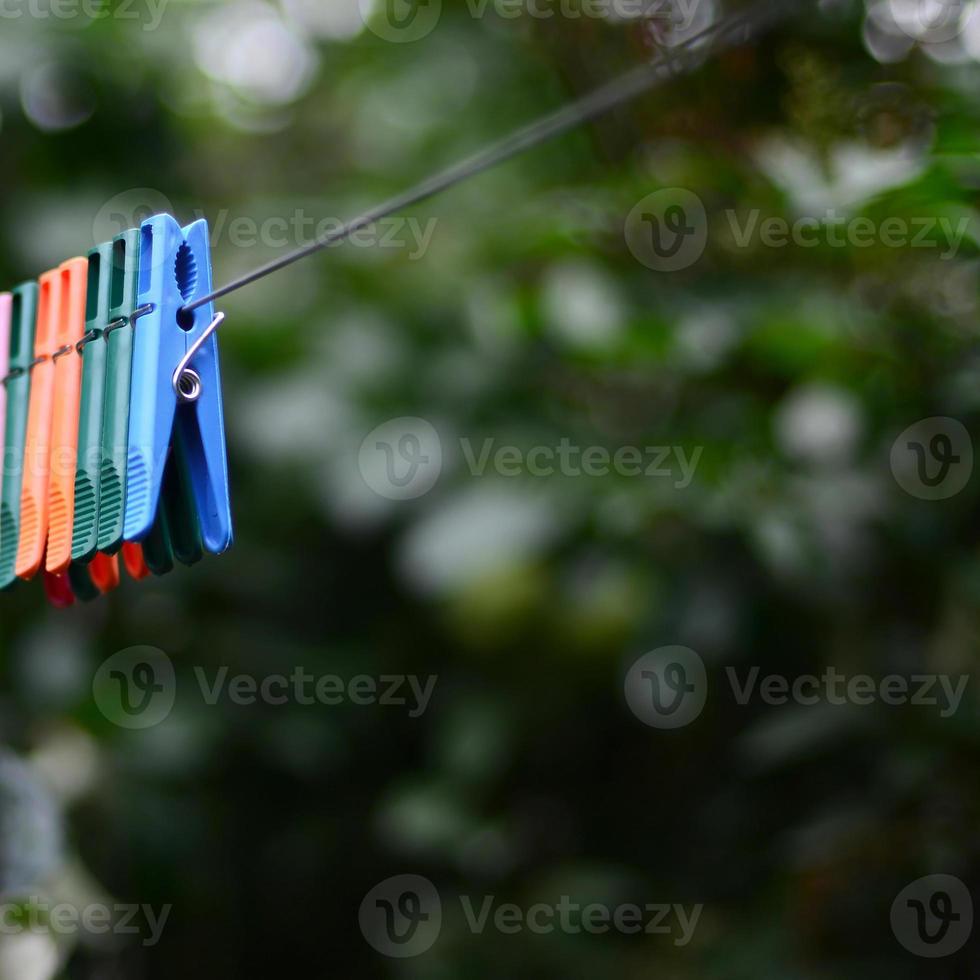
16,270,61,580
0,295,11,496
98,230,141,555
45,258,88,575
72,243,113,564
0,283,38,589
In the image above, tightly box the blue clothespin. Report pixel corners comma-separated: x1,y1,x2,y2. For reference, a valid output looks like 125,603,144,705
124,215,233,555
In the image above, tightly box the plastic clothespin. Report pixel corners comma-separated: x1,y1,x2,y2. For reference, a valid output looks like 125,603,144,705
67,561,100,602
0,283,38,589
16,268,62,580
140,447,205,576
122,541,150,580
125,215,232,554
0,294,11,492
98,229,140,555
72,242,113,564
89,552,120,593
165,438,205,566
45,257,88,575
43,569,75,608
66,550,120,601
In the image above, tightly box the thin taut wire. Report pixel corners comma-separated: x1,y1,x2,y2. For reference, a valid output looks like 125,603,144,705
184,0,807,313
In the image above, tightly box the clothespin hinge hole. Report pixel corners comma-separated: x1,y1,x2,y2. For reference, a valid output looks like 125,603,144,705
176,306,195,331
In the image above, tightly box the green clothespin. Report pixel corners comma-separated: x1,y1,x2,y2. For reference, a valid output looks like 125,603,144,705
97,230,140,556
141,455,175,577
72,242,114,563
165,434,204,567
140,447,204,574
67,562,101,602
0,284,38,590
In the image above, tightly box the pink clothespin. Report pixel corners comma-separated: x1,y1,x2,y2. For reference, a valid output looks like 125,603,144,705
0,293,11,491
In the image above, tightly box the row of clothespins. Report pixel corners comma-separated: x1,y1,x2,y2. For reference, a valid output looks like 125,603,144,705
0,215,232,607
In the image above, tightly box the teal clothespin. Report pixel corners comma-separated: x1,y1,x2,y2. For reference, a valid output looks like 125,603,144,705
0,284,38,590
72,241,114,563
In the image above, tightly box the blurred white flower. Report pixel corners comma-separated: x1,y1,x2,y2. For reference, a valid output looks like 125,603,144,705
0,932,60,980
237,375,354,462
193,1,317,106
775,384,863,466
20,64,94,132
542,260,625,351
29,728,101,808
397,485,565,594
281,0,366,40
673,306,739,371
754,137,925,213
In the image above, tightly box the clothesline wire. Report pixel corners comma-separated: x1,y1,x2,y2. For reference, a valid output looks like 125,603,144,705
183,0,808,314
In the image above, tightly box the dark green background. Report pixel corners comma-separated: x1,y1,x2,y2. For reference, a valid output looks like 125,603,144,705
0,0,979,975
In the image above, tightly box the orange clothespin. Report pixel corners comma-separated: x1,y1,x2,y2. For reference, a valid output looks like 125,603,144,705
46,258,88,575
16,268,61,579
89,552,120,592
122,542,150,581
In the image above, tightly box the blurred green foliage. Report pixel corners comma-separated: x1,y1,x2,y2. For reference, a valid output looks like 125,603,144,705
1,0,980,976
